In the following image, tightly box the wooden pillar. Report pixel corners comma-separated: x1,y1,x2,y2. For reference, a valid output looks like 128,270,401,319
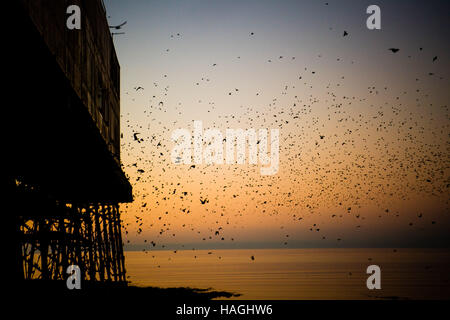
72,204,83,281
94,204,105,282
85,205,96,281
27,222,37,280
107,204,118,281
39,218,49,280
114,205,126,282
59,206,68,279
101,205,112,281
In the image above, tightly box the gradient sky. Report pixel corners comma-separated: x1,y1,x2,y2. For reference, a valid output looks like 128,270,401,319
102,0,450,250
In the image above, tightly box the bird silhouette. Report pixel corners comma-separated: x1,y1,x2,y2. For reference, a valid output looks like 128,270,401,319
109,21,127,29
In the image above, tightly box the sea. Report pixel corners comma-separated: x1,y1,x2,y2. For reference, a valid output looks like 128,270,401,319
124,248,450,300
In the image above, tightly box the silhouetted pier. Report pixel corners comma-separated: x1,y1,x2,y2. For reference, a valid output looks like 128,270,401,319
7,0,132,287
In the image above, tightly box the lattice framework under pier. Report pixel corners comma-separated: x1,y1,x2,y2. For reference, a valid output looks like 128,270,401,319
19,201,126,283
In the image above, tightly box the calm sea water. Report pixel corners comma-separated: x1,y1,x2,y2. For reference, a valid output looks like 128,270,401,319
124,248,450,300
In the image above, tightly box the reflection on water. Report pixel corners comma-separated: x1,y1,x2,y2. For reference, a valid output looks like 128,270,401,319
125,248,450,300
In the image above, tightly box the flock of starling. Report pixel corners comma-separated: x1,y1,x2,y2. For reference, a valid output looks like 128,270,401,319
115,2,449,265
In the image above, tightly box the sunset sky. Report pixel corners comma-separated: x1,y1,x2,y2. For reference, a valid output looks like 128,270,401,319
102,0,450,250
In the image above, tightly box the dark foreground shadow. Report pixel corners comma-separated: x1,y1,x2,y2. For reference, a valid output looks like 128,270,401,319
125,285,241,300
367,294,409,300
13,280,240,302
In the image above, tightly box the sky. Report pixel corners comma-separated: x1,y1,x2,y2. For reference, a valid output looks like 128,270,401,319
102,0,450,250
